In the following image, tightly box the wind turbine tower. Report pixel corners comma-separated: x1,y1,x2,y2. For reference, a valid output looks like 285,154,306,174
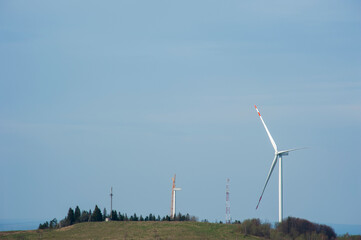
170,174,181,219
254,105,303,222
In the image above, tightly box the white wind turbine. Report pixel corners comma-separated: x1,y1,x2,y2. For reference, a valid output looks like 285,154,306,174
254,105,303,222
172,187,181,218
170,174,181,219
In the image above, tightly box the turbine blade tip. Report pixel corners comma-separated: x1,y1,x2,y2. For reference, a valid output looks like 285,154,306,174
256,195,263,210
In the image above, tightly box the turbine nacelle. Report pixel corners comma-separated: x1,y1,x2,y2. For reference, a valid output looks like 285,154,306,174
278,147,305,156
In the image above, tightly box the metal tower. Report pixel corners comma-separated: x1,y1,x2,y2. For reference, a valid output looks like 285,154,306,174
110,187,113,220
226,178,231,224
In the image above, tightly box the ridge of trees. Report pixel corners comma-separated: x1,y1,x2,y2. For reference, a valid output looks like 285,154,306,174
39,205,197,230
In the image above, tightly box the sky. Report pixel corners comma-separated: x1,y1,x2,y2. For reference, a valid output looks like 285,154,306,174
0,0,360,230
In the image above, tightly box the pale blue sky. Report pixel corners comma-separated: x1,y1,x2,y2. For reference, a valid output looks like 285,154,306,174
0,0,360,228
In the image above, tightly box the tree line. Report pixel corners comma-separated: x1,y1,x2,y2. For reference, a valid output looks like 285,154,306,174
39,205,197,229
235,217,344,240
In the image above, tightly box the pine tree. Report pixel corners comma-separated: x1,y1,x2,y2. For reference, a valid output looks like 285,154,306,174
80,210,90,222
111,210,118,221
38,221,49,229
74,206,81,223
132,213,138,221
67,208,75,225
49,218,58,228
103,208,107,221
88,210,92,222
118,212,124,221
91,205,103,222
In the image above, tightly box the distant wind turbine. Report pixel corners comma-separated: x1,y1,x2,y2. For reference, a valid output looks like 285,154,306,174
254,105,303,222
170,174,181,219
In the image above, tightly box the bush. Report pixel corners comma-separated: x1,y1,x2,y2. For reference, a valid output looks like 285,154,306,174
38,221,49,230
239,218,270,238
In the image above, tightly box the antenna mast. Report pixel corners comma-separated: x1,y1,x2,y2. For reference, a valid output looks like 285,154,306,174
110,187,113,220
226,178,231,224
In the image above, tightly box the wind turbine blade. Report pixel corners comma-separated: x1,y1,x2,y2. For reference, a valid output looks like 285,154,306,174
278,147,306,155
255,105,278,152
256,154,278,209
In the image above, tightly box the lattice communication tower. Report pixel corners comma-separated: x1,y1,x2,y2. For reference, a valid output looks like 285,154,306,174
226,178,231,224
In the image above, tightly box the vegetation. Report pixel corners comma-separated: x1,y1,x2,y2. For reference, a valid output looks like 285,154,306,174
1,218,360,240
38,218,57,230
0,221,256,240
2,205,359,240
38,205,197,230
235,217,361,240
91,205,103,222
238,218,271,238
237,217,337,240
337,234,361,240
276,217,337,240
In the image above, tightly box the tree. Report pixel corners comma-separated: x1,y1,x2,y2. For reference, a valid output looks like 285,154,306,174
131,213,138,221
49,218,58,229
67,208,75,225
111,210,119,221
88,210,92,222
276,217,336,240
240,219,270,237
319,224,336,240
74,206,81,223
103,208,107,221
79,210,90,223
38,221,49,229
118,212,125,221
91,205,103,222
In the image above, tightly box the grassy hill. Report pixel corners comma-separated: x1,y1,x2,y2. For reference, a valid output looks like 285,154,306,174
0,221,260,240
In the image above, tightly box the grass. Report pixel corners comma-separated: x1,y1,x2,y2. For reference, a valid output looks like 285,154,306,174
0,221,262,240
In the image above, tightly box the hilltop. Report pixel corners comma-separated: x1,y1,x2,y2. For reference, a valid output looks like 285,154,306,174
0,221,258,240
1,221,360,240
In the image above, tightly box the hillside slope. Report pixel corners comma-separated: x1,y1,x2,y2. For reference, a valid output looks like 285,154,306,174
0,221,260,240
